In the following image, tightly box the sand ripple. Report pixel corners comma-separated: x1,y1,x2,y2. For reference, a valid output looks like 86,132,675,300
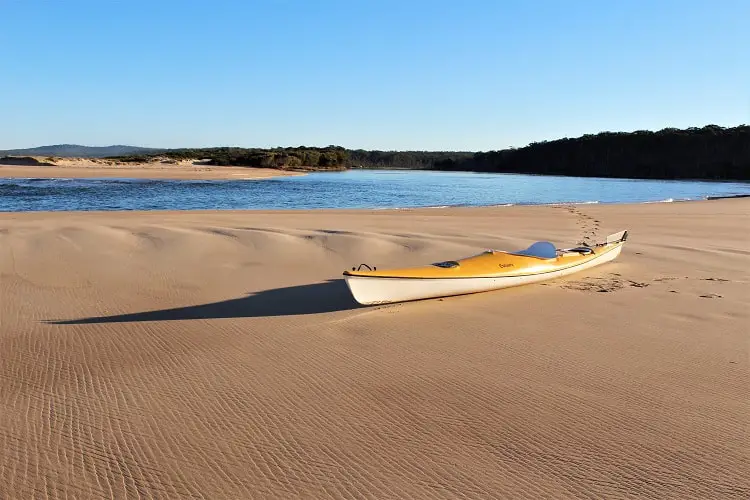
1,201,748,498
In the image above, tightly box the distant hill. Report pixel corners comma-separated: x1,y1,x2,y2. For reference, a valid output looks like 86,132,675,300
0,144,166,158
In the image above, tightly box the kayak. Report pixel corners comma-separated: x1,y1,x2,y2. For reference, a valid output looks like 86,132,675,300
343,230,628,305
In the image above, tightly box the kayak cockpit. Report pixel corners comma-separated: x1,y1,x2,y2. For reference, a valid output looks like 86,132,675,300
510,241,558,259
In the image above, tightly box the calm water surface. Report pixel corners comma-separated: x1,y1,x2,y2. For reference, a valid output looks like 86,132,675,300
1,170,748,212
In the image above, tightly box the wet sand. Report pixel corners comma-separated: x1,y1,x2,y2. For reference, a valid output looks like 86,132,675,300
1,199,748,498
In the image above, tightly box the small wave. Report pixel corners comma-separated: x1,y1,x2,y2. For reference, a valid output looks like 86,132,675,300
542,200,600,206
8,177,80,182
642,197,696,204
0,177,48,182
370,204,458,210
370,202,517,210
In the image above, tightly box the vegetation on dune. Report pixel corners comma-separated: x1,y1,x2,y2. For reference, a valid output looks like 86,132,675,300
0,156,56,166
108,146,350,170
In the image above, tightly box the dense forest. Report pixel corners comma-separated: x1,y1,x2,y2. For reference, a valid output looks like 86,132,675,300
110,147,476,172
430,125,750,180
110,146,350,170
347,150,474,170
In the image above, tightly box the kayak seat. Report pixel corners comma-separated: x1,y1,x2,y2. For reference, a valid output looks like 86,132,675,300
512,241,558,259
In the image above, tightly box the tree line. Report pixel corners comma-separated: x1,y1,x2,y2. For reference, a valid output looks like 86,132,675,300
110,146,350,170
107,125,749,180
346,150,474,169
431,125,750,180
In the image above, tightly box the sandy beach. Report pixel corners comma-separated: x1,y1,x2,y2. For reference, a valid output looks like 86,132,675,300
0,157,303,180
1,199,748,499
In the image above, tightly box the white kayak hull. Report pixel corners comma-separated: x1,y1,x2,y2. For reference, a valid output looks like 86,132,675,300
344,243,623,305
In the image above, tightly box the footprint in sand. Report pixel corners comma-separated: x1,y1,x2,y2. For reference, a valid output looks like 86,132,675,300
648,276,733,299
628,280,650,288
556,205,600,245
563,274,730,299
561,273,649,293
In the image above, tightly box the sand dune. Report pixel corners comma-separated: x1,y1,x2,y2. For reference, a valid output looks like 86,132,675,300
1,200,748,498
0,156,302,180
0,156,56,166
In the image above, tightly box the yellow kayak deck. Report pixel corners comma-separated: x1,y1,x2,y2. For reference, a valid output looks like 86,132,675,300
344,235,627,280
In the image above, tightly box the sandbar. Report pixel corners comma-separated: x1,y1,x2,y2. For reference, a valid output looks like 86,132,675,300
1,199,748,498
0,156,304,180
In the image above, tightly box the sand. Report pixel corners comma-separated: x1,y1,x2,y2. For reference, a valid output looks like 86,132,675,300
0,156,303,180
1,199,748,499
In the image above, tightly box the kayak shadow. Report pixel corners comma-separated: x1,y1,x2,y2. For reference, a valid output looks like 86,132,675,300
46,279,360,324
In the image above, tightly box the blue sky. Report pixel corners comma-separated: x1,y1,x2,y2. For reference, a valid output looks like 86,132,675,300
1,0,747,151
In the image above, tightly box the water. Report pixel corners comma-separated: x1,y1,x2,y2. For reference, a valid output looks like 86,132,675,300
1,170,748,212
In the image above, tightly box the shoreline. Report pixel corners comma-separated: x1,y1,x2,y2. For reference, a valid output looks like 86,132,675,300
0,165,304,181
2,192,749,216
2,195,748,222
2,157,749,183
0,156,306,181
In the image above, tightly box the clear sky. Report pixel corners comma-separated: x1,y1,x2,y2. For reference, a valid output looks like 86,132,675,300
1,0,747,151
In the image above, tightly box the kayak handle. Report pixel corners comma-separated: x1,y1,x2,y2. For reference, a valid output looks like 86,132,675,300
353,263,376,271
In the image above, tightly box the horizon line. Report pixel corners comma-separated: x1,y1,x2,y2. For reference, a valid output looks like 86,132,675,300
3,122,748,153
